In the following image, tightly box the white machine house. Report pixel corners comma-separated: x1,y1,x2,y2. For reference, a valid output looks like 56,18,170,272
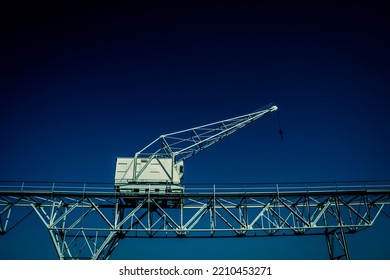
114,104,278,194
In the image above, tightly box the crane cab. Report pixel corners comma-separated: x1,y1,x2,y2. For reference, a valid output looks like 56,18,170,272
114,157,184,195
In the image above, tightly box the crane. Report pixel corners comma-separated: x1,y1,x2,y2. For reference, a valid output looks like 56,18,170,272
114,103,278,194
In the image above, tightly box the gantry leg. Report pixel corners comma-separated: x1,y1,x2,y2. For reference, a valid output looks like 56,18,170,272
325,227,350,260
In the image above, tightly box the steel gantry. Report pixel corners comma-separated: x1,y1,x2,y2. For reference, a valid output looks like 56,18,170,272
1,181,389,260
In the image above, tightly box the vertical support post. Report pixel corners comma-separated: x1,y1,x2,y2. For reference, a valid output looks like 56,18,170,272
211,184,216,235
243,184,248,233
147,189,152,236
324,196,351,260
325,227,350,260
335,196,350,260
276,183,281,227
179,194,184,236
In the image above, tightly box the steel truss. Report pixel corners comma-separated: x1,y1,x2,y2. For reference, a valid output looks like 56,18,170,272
1,182,390,260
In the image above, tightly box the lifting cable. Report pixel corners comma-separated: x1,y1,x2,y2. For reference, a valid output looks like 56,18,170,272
277,110,284,140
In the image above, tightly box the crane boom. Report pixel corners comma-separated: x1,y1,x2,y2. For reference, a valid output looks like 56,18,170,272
138,104,278,163
114,103,278,194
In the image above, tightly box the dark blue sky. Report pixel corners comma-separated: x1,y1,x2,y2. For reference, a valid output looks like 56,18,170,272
0,1,389,259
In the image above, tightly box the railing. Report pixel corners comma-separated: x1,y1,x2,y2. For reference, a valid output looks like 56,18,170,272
183,181,390,194
1,180,390,195
0,181,114,193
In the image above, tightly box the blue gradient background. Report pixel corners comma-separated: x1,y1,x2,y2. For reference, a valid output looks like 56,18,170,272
0,1,389,259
